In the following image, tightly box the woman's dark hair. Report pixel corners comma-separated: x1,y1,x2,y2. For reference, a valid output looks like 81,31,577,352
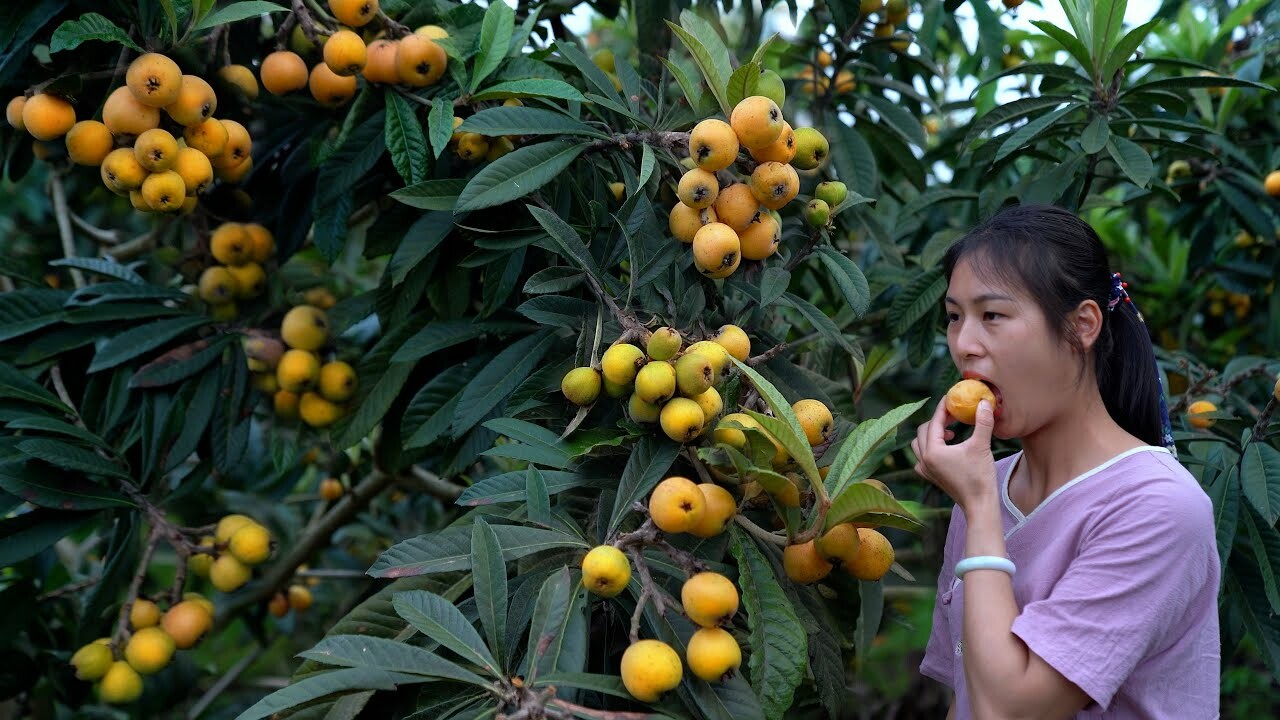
941,203,1164,446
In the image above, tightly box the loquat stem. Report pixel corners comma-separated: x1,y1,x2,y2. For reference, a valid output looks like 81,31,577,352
49,173,86,289
683,447,714,485
784,227,826,271
376,7,410,37
733,514,788,547
584,130,689,154
115,525,163,649
747,341,788,366
625,546,660,644
186,643,266,719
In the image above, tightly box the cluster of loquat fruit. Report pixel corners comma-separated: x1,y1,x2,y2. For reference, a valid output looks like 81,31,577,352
6,51,252,214
243,304,358,429
189,514,276,594
197,221,275,320
260,0,448,109
69,514,272,704
561,325,751,442
267,567,319,619
673,94,846,277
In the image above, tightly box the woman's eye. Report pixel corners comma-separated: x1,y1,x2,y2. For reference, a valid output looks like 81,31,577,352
984,312,1002,320
945,313,959,323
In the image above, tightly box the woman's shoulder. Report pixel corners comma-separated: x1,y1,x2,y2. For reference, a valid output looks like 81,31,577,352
1094,448,1215,536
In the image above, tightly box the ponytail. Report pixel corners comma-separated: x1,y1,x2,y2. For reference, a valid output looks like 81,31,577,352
1096,297,1165,447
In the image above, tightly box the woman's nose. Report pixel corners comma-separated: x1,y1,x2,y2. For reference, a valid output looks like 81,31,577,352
951,318,984,358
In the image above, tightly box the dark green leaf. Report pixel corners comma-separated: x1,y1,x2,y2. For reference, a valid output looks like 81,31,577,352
779,292,855,355
823,399,928,498
457,107,602,138
470,0,515,92
371,524,587,578
129,334,233,388
233,668,427,720
471,518,508,670
1242,441,1280,525
0,462,131,510
49,12,142,53
815,247,870,318
726,62,761,107
385,90,428,185
470,80,587,103
452,331,555,436
1105,136,1153,188
0,362,69,413
455,142,586,213
192,0,286,31
1081,115,1110,154
390,178,467,211
428,95,455,159
17,438,130,480
390,590,500,677
527,204,603,280
1101,18,1159,81
300,635,491,686
608,435,682,535
888,269,945,337
523,566,587,679
729,528,806,720
49,257,143,283
88,316,209,373
0,508,91,567
457,470,593,506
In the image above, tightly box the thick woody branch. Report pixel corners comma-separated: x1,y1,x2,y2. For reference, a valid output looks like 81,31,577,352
585,131,689,154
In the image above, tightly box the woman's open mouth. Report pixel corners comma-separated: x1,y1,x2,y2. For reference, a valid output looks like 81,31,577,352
962,371,1004,418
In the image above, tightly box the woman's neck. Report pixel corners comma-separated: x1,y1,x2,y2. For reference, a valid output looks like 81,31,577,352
1014,382,1147,507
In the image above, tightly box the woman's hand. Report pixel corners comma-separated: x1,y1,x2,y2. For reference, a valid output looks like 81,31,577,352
911,398,997,512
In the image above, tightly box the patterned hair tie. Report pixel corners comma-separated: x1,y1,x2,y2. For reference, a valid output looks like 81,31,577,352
1107,271,1176,456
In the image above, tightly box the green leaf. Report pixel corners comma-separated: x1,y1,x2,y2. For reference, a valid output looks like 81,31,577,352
1242,441,1280,525
129,334,234,388
527,204,603,279
457,470,593,506
729,528,806,720
825,483,927,533
1241,505,1280,614
993,103,1080,163
608,435,682,535
49,257,144,284
299,635,491,686
88,316,209,373
471,519,508,670
0,509,92,567
1121,74,1273,97
1101,17,1158,81
1029,20,1095,77
0,362,69,413
665,20,731,117
661,57,715,117
455,141,586,213
3,415,110,450
1091,0,1127,68
1081,115,1111,154
17,438,131,480
525,467,552,526
0,462,132,510
452,331,555,436
481,418,571,468
392,320,483,363
458,106,601,138
888,269,945,337
371,524,587,578
532,672,629,697
49,13,142,53
823,399,929,498
898,188,977,221
385,91,428,185
1105,136,1153,188
0,289,68,343
192,1,286,31
470,0,515,92
390,590,501,677
390,178,467,211
1216,180,1277,244
427,96,455,159
1227,565,1280,680
854,579,884,659
523,566,587,680
778,292,856,355
730,360,821,489
470,79,587,103
233,668,427,720
726,62,761,108
759,267,790,308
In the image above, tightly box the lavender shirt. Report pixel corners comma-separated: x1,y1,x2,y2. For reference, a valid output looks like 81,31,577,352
920,446,1220,718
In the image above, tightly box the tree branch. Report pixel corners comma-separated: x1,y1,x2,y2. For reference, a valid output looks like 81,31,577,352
733,514,787,546
49,173,85,289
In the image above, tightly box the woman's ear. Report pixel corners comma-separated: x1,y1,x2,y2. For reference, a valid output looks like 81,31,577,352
1074,299,1103,352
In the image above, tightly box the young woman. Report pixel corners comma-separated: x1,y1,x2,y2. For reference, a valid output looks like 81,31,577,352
913,204,1220,719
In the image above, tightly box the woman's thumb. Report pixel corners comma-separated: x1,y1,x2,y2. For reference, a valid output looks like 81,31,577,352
973,399,996,442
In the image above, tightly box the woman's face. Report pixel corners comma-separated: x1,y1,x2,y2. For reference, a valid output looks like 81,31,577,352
944,258,1087,440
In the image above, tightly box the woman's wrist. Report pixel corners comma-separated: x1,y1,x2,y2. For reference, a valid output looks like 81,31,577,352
962,492,1007,558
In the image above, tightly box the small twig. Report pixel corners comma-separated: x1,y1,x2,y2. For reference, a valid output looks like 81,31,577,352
106,227,162,261
684,447,714,485
653,540,707,576
70,212,121,244
273,12,297,50
39,576,101,601
186,644,266,719
584,131,689,154
49,173,85,289
784,228,825,271
115,525,163,649
625,546,663,644
733,514,788,546
746,341,788,366
291,0,329,42
376,7,410,37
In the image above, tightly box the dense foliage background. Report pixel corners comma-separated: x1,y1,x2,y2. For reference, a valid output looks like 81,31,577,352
1,0,1278,718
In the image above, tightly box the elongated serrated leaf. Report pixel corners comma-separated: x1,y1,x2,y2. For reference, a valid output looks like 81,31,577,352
457,470,593,506
49,12,142,53
532,672,629,698
1216,180,1277,243
17,438,130,480
608,435,682,535
455,142,585,213
4,416,110,449
471,519,508,669
233,668,425,720
0,462,132,510
1029,20,1095,77
1241,505,1280,614
0,289,68,342
390,179,467,211
1105,135,1153,188
1121,74,1272,97
1101,17,1159,81
300,635,491,686
726,62,761,107
729,528,806,720
0,509,92,568
193,0,286,31
482,418,569,464
88,316,209,373
1081,115,1110,154
50,257,144,284
666,21,730,117
824,399,929,499
524,467,552,526
523,566,587,680
392,320,482,363
960,94,1077,153
855,579,884,659
994,103,1079,163
390,590,500,677
1242,441,1280,525
779,292,855,355
371,524,586,578
660,57,714,117
527,204,603,279
426,95,455,159
730,359,819,484
888,270,945,337
458,106,599,138
470,0,515,92
0,362,69,413
385,91,428,185
452,331,555,436
470,79,587,103
825,483,926,533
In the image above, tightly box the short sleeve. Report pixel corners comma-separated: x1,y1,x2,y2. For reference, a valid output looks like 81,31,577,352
1010,484,1216,711
920,503,964,686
